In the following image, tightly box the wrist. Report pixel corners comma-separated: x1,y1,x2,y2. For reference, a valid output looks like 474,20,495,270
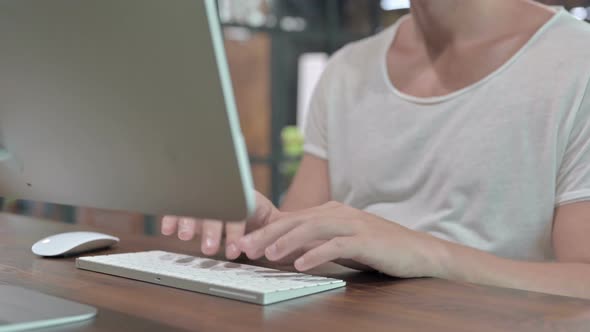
414,231,454,279
420,234,509,284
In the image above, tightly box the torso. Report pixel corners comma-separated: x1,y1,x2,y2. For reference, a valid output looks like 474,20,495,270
302,7,590,261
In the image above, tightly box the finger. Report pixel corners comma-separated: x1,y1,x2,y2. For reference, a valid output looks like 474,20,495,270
224,221,246,260
264,218,355,262
238,215,303,260
294,237,358,271
161,216,179,236
272,240,325,264
238,202,340,259
244,192,280,232
243,192,332,232
177,217,200,241
201,220,223,256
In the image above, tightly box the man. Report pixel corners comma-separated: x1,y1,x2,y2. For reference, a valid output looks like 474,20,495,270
163,0,590,298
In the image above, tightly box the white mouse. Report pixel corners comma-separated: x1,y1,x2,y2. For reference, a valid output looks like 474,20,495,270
32,231,119,257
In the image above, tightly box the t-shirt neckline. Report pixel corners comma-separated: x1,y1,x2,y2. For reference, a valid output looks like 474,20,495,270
380,8,565,105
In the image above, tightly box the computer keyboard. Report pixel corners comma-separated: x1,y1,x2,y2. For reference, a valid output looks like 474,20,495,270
76,250,346,305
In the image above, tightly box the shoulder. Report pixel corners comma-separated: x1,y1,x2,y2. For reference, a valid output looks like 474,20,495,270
315,21,400,95
536,10,590,65
327,23,397,71
549,9,590,37
521,10,590,104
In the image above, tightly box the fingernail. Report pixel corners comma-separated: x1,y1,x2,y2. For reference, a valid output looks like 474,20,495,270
294,258,305,271
205,237,215,249
226,243,239,257
239,236,251,247
265,244,277,258
179,232,190,240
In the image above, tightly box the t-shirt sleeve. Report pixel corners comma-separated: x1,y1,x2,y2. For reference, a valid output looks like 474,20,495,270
555,80,590,205
302,70,330,160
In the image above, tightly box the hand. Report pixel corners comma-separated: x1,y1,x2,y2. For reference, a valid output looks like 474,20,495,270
160,191,279,260
237,201,443,277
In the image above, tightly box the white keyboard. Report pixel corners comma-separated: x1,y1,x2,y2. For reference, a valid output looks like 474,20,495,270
76,250,346,305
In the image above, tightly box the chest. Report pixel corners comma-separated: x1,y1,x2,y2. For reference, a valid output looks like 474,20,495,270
327,90,564,204
386,35,534,99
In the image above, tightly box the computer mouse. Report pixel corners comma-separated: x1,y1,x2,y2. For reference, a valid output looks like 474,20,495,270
32,231,119,257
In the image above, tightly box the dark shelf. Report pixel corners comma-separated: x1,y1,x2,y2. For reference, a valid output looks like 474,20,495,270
220,0,383,204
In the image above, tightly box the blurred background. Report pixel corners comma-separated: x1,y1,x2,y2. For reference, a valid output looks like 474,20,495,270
2,0,589,234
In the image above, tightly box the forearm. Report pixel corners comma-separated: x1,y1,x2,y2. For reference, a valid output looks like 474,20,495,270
431,237,590,299
279,154,331,212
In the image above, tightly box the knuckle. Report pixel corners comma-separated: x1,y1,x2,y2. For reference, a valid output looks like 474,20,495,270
316,218,331,229
258,224,273,240
326,201,341,208
274,237,287,252
331,237,347,250
311,218,331,235
304,250,318,262
350,218,365,230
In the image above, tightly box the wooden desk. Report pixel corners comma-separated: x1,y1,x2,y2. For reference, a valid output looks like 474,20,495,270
1,213,589,332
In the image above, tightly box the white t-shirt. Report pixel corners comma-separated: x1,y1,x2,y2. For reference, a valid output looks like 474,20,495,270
303,9,590,262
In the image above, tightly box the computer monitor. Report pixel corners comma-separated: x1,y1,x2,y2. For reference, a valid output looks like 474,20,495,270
0,0,255,220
